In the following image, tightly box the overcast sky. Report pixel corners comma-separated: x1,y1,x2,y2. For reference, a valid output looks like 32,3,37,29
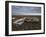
12,6,41,16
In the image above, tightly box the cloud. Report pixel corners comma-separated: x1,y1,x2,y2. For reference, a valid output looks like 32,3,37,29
12,6,41,15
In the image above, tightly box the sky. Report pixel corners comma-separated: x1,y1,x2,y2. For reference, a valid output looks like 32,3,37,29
12,6,41,16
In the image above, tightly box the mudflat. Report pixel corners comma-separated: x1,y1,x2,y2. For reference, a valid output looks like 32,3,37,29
12,16,41,31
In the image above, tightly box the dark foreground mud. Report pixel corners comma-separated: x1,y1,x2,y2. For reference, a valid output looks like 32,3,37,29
12,16,41,31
